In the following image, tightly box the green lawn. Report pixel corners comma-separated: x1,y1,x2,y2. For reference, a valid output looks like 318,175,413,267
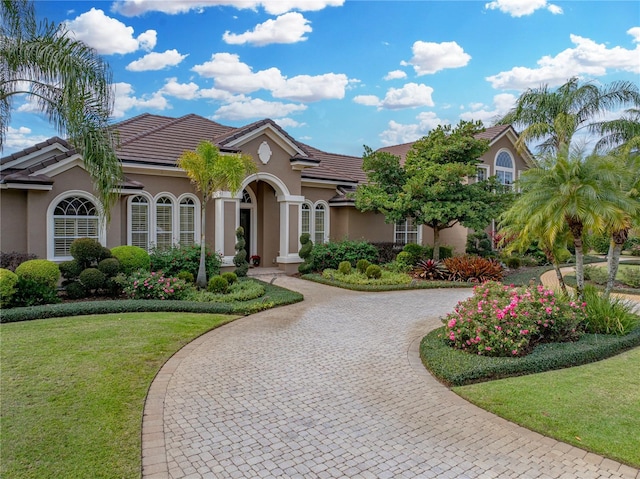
0,312,237,479
454,347,640,468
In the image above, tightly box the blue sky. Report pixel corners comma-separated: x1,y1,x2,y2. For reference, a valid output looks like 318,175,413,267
4,0,639,157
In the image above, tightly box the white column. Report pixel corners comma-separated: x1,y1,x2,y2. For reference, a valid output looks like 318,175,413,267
276,194,304,264
213,191,239,267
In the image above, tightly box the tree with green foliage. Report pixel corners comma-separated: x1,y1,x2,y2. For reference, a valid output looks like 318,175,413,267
177,141,256,288
500,147,630,299
499,77,640,155
355,120,510,260
1,0,121,217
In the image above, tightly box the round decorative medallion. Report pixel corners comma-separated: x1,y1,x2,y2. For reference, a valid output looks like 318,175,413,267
258,141,272,164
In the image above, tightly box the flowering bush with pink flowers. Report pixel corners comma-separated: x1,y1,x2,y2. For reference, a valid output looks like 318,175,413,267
118,270,190,300
443,281,586,357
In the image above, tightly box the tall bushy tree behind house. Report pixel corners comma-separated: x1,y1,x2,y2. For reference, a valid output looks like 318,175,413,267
0,0,121,217
355,120,511,260
177,141,256,288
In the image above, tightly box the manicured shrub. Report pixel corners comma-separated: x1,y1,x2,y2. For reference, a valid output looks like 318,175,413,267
233,227,249,277
207,275,229,294
298,233,314,274
338,261,352,275
365,264,382,279
118,270,189,300
370,242,403,264
413,259,448,280
506,256,521,269
402,243,426,265
443,255,503,282
466,231,493,257
79,268,106,292
69,238,107,269
395,251,413,267
298,262,313,275
356,259,370,274
65,281,87,299
98,258,121,278
586,233,611,254
583,285,639,335
434,245,453,260
221,272,238,285
11,277,60,307
59,260,83,281
186,279,266,303
15,259,60,288
111,245,150,275
177,270,195,283
0,268,19,307
0,251,37,271
310,240,378,272
322,268,411,286
443,281,586,357
149,244,221,279
620,267,640,288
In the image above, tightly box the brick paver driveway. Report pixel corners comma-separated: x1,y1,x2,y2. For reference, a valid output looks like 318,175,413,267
142,276,639,479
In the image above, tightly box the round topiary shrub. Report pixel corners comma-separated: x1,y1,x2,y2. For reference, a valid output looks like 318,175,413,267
338,261,352,275
298,233,314,274
79,268,106,291
365,264,382,279
222,272,237,285
69,238,105,268
98,258,120,278
0,268,19,307
208,275,229,294
59,260,83,281
356,259,370,274
111,245,150,275
396,251,412,267
15,259,60,287
506,256,521,269
65,281,87,299
298,262,313,275
177,270,195,283
233,227,249,277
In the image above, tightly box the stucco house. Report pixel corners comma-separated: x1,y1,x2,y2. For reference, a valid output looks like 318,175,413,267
0,113,533,272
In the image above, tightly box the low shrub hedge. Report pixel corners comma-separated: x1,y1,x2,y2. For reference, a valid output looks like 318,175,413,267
303,273,474,292
0,280,303,323
421,325,640,387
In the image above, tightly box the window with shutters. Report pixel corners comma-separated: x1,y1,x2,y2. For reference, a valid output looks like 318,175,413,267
130,195,150,250
300,201,329,244
301,202,311,235
314,203,326,244
179,197,196,246
155,196,173,251
52,196,99,257
394,218,418,245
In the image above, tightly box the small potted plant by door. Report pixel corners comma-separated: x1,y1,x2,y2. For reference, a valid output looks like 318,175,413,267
250,255,261,267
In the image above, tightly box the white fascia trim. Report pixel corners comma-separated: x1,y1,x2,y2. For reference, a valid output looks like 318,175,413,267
33,154,84,177
225,124,306,157
2,183,53,190
302,178,357,188
326,201,354,207
277,194,305,203
1,143,70,170
122,163,187,177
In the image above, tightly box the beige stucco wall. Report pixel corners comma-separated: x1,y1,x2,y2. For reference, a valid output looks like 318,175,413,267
330,207,394,243
479,136,529,176
0,189,28,253
239,137,302,196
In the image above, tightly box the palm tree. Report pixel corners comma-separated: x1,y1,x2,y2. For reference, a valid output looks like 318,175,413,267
177,141,256,288
593,108,640,154
500,147,627,299
499,77,640,155
1,0,121,216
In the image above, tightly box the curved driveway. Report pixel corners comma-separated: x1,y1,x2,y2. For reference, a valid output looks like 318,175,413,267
142,277,639,479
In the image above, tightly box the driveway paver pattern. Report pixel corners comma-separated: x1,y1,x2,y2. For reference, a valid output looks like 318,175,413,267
142,277,639,479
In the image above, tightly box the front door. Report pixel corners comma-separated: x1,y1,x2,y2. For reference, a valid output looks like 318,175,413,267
240,208,251,260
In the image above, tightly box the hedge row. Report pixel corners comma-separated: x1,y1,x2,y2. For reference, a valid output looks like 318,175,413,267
0,280,303,323
302,273,475,292
421,325,640,387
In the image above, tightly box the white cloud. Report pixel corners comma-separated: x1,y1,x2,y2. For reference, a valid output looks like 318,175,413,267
459,93,516,123
223,12,312,46
356,83,435,110
160,78,200,100
112,0,343,16
126,50,188,71
4,126,50,152
401,41,471,75
112,82,168,118
384,70,407,81
274,118,306,128
487,33,640,90
379,112,448,146
65,8,156,54
628,26,640,43
192,53,352,101
212,98,307,121
485,0,563,17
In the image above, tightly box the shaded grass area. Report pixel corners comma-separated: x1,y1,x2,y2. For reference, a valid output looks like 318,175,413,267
454,347,640,468
301,273,474,291
421,325,640,387
1,312,236,479
1,279,303,323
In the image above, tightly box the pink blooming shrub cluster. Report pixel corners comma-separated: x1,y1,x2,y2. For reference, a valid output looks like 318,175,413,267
120,270,189,300
443,281,586,357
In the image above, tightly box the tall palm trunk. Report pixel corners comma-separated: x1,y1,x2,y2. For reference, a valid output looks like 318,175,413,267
196,201,207,288
604,228,628,298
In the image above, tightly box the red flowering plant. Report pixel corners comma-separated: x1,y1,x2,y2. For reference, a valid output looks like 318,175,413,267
443,281,586,357
119,270,190,300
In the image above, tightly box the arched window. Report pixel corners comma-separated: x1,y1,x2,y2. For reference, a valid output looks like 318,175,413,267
179,197,196,246
495,150,515,188
314,203,326,245
155,196,173,251
301,202,311,235
241,189,252,204
130,195,150,250
52,196,99,258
